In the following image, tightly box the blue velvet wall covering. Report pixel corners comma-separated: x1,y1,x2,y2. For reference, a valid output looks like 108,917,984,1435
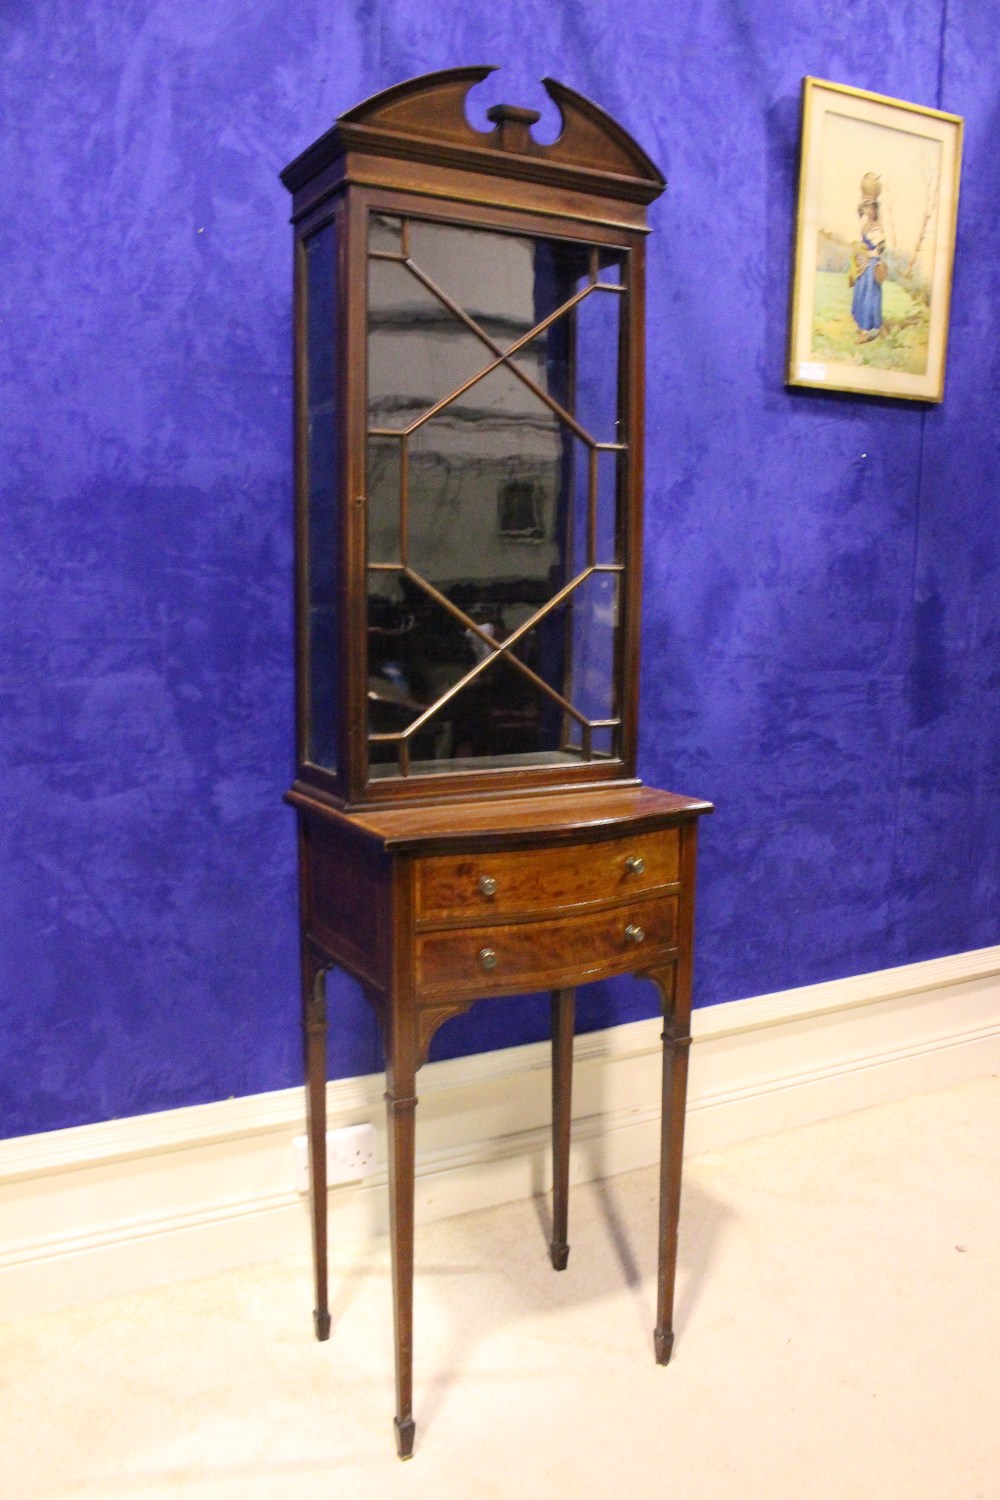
2,1,998,1137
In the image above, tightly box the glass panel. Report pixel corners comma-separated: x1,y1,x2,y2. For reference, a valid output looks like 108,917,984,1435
505,239,580,416
507,311,572,423
565,440,621,575
407,221,590,346
363,215,629,781
303,222,338,770
505,291,623,460
366,571,476,765
378,648,580,776
367,436,402,565
595,448,620,566
406,363,564,600
568,570,619,724
597,247,626,286
497,572,619,739
367,259,494,430
504,601,572,751
590,726,616,757
369,213,403,255
567,436,591,577
574,287,622,444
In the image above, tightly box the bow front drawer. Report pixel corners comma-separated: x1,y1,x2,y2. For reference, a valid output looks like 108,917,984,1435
414,896,678,999
415,828,680,924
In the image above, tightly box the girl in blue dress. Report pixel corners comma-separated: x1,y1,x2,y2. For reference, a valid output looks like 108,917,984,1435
851,189,886,342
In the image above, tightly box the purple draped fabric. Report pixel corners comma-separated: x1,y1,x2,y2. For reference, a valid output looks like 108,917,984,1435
1,1,997,1135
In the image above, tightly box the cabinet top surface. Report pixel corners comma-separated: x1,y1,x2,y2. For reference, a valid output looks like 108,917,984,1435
288,782,712,852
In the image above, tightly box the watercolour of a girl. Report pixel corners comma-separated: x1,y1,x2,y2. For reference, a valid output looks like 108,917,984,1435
849,171,887,341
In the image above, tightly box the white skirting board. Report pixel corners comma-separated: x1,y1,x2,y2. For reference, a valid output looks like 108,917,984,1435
2,945,999,1319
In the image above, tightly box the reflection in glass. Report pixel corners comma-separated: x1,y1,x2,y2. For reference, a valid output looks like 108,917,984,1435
369,213,403,255
366,571,476,768
304,222,338,770
406,361,563,594
497,479,545,539
367,437,402,565
377,648,567,777
408,221,589,346
365,215,629,776
367,259,494,429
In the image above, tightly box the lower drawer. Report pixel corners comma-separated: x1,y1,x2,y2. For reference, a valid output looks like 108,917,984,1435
415,897,678,999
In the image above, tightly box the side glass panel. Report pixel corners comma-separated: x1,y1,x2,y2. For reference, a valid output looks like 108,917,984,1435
367,435,402,565
366,212,628,779
303,221,339,770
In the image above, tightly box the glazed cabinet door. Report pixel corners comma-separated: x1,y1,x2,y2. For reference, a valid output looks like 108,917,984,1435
358,197,642,799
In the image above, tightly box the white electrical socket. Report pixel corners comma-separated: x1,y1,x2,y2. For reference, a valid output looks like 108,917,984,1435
293,1122,377,1193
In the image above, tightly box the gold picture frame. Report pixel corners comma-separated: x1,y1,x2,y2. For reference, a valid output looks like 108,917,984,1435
787,77,963,402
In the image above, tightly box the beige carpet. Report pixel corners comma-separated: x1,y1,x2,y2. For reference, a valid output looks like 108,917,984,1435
1,1076,998,1499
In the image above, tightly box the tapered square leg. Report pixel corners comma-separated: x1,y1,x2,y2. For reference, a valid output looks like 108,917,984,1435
550,988,575,1270
301,946,330,1341
386,1058,418,1459
654,1023,691,1363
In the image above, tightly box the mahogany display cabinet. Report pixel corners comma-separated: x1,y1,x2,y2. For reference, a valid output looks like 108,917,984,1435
280,66,712,1458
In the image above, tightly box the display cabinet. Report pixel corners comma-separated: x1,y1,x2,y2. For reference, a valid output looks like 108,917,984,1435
281,67,712,1458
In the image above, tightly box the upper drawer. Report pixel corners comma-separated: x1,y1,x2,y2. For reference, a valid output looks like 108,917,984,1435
414,826,680,924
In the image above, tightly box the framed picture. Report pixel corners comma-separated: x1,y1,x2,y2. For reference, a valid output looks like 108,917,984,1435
787,77,963,402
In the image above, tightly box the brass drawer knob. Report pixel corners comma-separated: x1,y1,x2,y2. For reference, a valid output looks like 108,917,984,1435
478,875,498,898
624,924,645,945
625,855,646,875
479,947,498,971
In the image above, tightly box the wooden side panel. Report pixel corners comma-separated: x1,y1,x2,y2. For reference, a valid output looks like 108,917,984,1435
302,818,391,991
